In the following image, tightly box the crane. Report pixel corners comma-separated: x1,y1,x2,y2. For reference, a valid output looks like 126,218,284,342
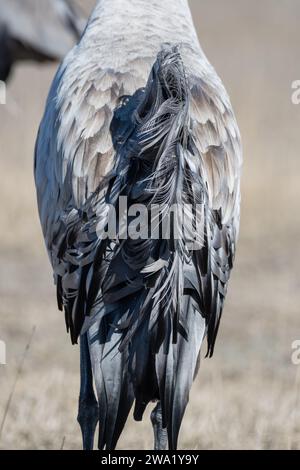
0,0,86,82
34,0,242,450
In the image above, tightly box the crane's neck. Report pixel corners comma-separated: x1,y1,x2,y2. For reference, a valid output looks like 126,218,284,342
92,0,192,17
91,0,192,17
81,0,200,55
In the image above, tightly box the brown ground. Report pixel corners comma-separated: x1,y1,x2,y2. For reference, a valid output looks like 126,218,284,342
0,0,300,450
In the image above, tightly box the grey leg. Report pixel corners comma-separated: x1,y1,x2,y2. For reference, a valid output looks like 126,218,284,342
151,402,168,450
77,333,99,450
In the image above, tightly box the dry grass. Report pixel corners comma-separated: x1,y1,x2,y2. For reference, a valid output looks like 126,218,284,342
0,0,300,450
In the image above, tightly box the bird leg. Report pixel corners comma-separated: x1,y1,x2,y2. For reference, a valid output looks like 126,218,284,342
77,333,99,450
151,402,168,450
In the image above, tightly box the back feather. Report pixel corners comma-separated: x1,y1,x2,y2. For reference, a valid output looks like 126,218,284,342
56,44,235,449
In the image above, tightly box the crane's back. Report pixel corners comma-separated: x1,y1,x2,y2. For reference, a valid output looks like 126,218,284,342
34,0,242,450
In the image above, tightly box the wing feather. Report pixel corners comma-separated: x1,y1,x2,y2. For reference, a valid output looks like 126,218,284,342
188,69,242,355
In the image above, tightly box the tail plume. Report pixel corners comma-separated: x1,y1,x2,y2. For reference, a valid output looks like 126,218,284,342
78,44,207,449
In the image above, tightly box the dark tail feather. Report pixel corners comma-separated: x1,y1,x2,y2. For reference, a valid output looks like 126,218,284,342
156,296,206,449
94,313,135,450
89,44,207,449
136,46,207,448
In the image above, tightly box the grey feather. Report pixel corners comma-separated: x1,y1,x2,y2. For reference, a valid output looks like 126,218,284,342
34,0,242,450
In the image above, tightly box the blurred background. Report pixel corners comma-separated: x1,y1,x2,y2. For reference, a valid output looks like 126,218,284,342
0,0,299,450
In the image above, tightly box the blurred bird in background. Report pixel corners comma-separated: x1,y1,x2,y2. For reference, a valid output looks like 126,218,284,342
0,0,86,82
35,0,242,450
